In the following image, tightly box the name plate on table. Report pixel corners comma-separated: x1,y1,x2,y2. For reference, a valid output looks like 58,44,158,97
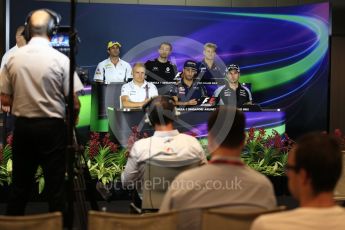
108,107,285,147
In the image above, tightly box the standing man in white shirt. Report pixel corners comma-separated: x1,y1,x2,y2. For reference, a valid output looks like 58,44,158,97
0,9,84,216
1,26,27,112
120,63,158,108
0,26,27,142
251,132,345,230
0,26,27,71
93,41,132,83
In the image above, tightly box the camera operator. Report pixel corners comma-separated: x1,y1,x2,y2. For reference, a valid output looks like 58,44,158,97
0,9,84,215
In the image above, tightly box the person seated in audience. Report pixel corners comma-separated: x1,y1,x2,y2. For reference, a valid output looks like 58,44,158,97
169,60,208,106
251,132,345,230
213,64,252,107
121,95,207,206
120,63,158,108
160,107,276,212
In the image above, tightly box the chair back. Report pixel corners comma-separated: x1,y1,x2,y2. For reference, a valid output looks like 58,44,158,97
201,206,286,230
334,151,345,201
88,210,177,230
142,158,201,210
0,212,62,230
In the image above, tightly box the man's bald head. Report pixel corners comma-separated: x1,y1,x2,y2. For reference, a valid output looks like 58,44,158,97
28,9,53,38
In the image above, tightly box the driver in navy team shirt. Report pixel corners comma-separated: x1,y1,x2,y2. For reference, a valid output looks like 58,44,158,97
196,42,225,96
169,60,207,106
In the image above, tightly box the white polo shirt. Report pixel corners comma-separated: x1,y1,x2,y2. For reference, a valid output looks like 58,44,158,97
94,58,132,83
121,80,158,103
0,45,19,71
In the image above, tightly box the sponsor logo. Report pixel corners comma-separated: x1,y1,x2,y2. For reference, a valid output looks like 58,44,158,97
239,89,247,96
178,86,186,94
224,89,232,97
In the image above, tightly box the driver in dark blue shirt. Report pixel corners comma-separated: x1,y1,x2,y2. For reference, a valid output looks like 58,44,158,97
170,60,207,106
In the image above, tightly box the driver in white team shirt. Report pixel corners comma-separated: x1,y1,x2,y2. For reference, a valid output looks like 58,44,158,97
120,63,158,108
93,41,132,83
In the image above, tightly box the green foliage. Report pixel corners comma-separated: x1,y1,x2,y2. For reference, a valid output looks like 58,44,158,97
35,166,45,194
87,146,126,185
0,143,13,185
0,136,44,193
242,128,293,176
198,137,210,160
0,131,129,190
1,126,293,191
198,128,293,176
84,132,127,185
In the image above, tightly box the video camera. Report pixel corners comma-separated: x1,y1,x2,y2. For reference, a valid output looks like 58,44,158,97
51,26,89,85
50,26,71,55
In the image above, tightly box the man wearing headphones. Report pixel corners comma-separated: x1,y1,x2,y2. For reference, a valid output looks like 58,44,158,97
120,62,158,108
0,9,84,215
121,96,207,204
93,41,132,83
213,64,252,107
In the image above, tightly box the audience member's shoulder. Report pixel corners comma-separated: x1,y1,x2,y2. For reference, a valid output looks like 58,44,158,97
129,137,152,155
251,211,284,230
133,136,151,146
244,166,272,184
178,133,199,140
252,208,306,230
174,163,208,179
178,133,203,146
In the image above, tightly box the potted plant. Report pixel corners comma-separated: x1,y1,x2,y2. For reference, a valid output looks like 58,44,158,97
82,126,151,200
83,132,127,185
242,127,294,195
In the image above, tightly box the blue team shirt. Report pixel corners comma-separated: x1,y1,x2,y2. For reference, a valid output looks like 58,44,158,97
169,79,207,102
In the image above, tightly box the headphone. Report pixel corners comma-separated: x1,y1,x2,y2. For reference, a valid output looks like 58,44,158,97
143,95,180,126
23,8,61,41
